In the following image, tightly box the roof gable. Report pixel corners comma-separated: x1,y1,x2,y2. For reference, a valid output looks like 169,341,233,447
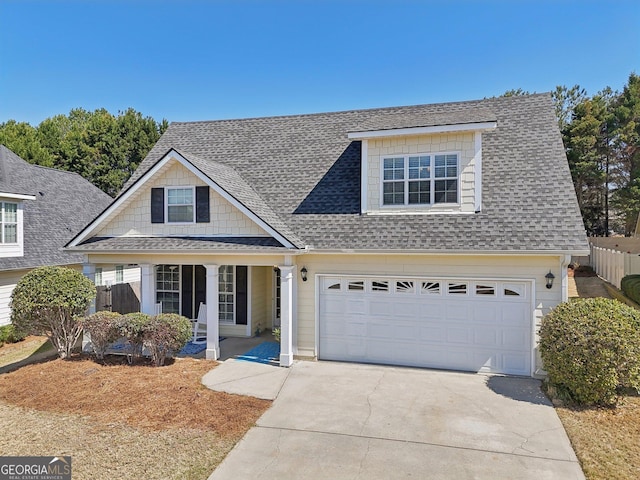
69,149,303,249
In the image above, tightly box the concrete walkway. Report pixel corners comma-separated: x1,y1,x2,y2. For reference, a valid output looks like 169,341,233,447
208,361,584,480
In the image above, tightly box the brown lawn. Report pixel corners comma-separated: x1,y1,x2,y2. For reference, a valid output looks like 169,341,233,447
0,355,271,480
556,398,640,480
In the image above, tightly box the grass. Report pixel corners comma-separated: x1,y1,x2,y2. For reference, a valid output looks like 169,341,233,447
0,352,270,479
0,335,54,368
555,398,640,480
558,274,640,479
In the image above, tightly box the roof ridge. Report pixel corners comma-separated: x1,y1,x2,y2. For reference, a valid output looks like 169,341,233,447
168,93,551,126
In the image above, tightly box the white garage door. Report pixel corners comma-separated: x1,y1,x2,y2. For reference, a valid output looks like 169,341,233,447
319,276,532,376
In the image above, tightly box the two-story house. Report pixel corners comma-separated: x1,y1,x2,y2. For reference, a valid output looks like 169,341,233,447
0,145,128,326
67,94,589,377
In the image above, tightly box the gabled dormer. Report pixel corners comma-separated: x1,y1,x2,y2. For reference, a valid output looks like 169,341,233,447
0,192,35,258
349,120,497,215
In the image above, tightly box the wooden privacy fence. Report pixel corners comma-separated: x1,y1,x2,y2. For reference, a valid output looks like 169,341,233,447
591,245,640,288
95,281,141,314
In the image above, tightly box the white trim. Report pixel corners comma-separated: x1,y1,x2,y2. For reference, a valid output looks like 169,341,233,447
360,139,368,214
67,149,296,249
348,121,497,140
165,185,195,224
0,192,36,201
246,266,253,337
307,248,591,256
473,132,482,212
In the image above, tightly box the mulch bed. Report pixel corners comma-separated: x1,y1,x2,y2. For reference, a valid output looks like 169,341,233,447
0,354,270,437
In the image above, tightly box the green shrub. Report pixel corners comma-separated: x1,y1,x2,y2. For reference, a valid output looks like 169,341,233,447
117,312,151,363
81,311,122,360
10,266,96,359
143,313,192,366
0,324,27,345
539,298,640,406
621,274,640,305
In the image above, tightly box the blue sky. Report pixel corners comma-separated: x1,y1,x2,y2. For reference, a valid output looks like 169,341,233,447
1,1,638,125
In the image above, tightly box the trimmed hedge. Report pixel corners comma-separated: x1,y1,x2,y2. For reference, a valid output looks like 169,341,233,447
621,274,640,305
0,324,27,347
81,311,122,360
118,312,152,363
539,298,640,406
143,313,192,366
10,266,96,359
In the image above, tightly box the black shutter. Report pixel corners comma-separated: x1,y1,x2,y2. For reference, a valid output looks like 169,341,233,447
151,188,164,223
236,266,248,325
181,265,193,319
195,186,210,223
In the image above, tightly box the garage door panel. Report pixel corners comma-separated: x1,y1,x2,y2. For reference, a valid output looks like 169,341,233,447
345,299,367,314
474,328,499,347
319,276,532,376
446,327,472,344
368,299,395,316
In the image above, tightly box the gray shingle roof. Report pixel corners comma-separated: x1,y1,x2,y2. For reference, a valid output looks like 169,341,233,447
72,236,289,252
0,146,112,270
117,94,587,253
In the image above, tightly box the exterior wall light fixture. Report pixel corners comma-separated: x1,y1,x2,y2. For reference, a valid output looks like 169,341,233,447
545,271,555,289
301,266,308,282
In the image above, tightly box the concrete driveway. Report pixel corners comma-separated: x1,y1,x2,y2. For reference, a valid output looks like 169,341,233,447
209,361,584,479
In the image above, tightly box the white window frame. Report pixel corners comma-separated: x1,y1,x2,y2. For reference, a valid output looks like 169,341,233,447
94,267,103,286
219,265,236,324
380,152,460,207
165,186,195,224
0,202,19,244
156,265,181,314
115,265,124,284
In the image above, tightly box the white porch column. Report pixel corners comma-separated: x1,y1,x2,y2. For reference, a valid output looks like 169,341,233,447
204,264,220,360
278,265,296,367
82,262,97,353
140,264,156,315
82,262,97,315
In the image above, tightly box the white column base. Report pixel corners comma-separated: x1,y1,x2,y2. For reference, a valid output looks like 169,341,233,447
279,352,293,367
206,347,219,361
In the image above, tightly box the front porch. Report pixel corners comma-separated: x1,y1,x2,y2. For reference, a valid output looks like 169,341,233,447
136,262,295,366
180,330,280,363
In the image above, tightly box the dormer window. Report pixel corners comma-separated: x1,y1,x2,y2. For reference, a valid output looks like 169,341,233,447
382,153,459,206
0,202,18,243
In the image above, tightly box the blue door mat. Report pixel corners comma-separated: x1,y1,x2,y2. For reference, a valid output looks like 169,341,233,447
237,341,280,365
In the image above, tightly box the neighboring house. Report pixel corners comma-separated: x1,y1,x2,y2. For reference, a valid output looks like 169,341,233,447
0,145,134,326
67,94,588,377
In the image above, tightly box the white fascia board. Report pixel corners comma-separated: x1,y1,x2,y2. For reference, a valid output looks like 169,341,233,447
0,192,36,200
347,121,497,140
305,248,590,256
67,152,176,247
68,149,297,249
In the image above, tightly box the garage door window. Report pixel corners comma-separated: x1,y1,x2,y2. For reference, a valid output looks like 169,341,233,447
447,282,467,294
475,284,496,296
421,281,440,294
348,281,364,291
395,281,415,293
372,281,389,292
